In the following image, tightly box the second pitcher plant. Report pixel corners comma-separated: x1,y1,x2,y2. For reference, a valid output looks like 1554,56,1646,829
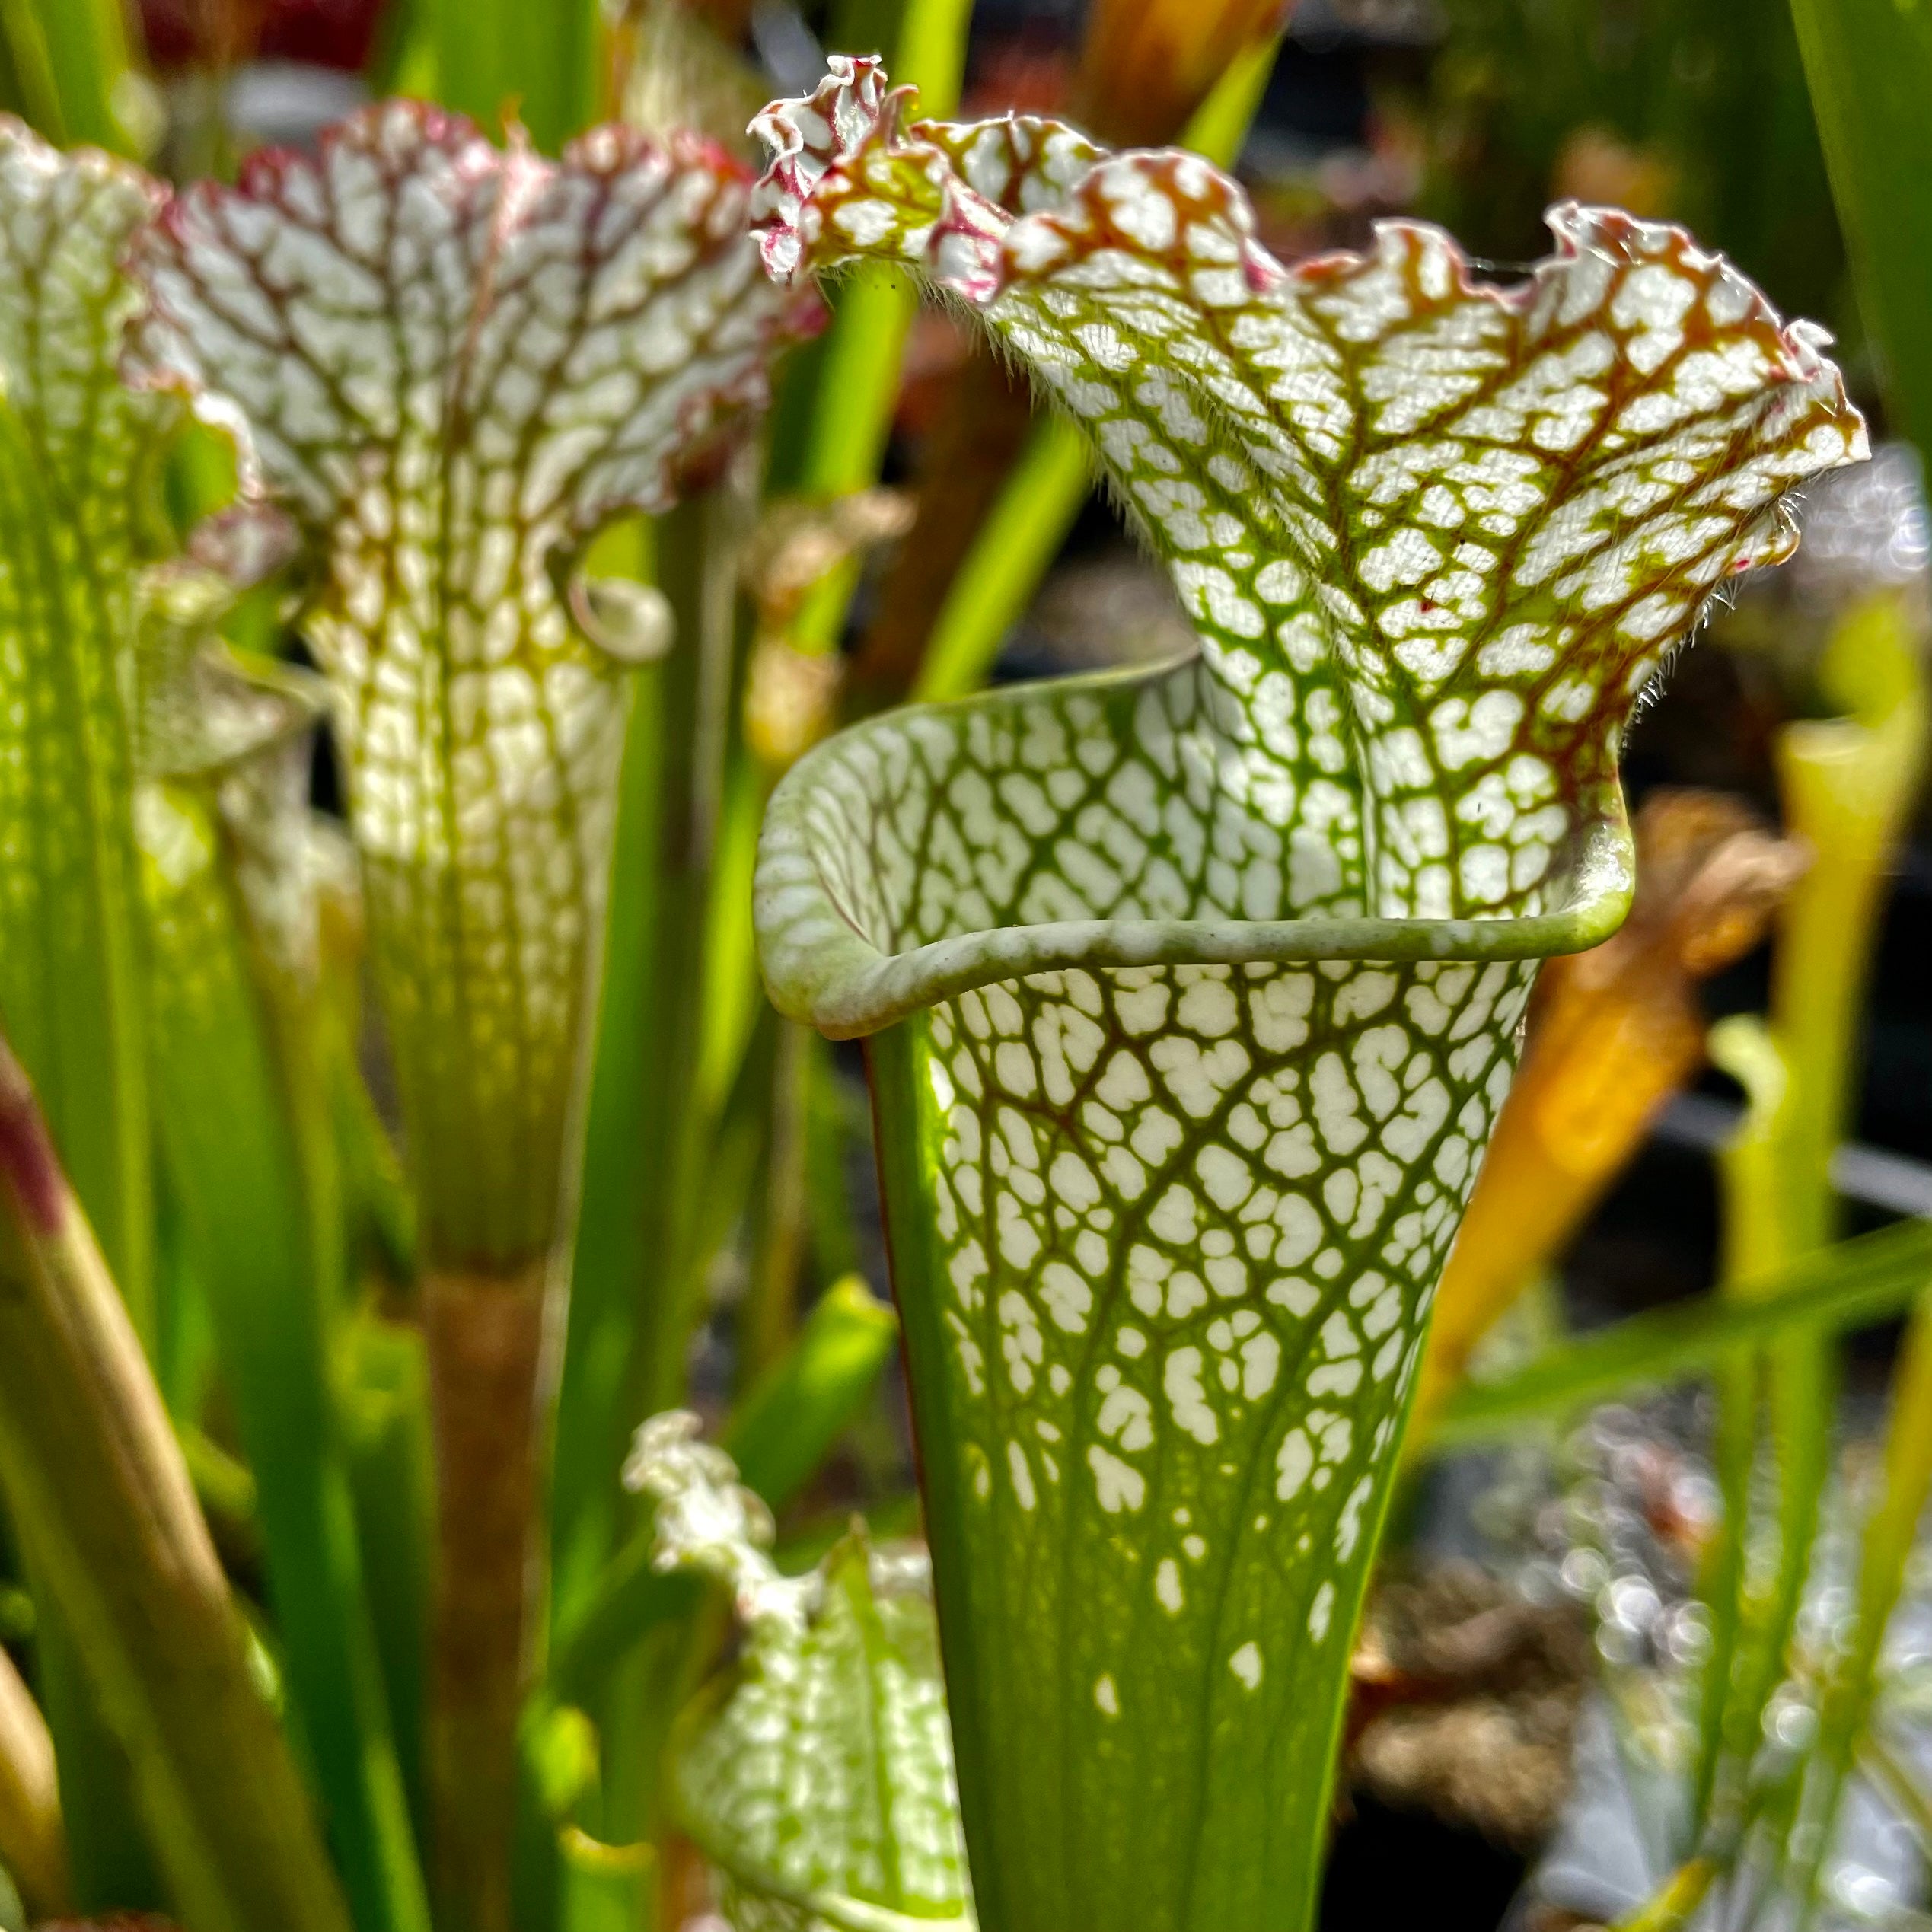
129,103,815,1924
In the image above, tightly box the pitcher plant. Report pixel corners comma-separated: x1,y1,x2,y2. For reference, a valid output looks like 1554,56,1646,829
748,56,1866,1932
126,103,817,1924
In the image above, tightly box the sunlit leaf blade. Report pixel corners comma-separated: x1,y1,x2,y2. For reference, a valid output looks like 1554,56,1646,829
1420,1216,1932,1449
422,0,602,155
632,1417,970,1932
1788,0,1932,466
130,100,818,1270
748,59,1865,1932
0,116,168,1336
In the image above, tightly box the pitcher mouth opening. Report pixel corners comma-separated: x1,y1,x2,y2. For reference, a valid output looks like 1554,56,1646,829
755,667,1636,1041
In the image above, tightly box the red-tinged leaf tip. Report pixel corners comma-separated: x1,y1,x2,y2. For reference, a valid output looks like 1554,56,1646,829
749,54,897,283
748,55,1101,302
130,97,818,531
751,65,1866,943
0,1039,65,1237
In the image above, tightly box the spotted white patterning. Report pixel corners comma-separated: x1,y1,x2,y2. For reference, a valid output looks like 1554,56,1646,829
748,59,1865,1932
0,120,174,1310
630,1413,971,1931
130,102,818,1265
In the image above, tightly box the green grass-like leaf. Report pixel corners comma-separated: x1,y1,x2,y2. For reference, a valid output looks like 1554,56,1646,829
0,116,166,1337
137,596,429,1932
0,117,188,1895
1789,0,1932,464
1421,1216,1932,1449
0,1038,354,1932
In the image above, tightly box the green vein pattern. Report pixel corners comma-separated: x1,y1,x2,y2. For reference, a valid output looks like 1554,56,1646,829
0,117,168,1332
129,104,815,1266
633,1414,970,1932
748,56,1867,1932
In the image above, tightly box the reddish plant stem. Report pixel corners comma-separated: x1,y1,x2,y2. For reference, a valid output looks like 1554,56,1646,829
422,1260,551,1932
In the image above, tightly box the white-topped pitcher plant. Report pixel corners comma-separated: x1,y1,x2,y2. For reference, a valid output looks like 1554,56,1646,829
125,104,817,1927
746,57,1865,1932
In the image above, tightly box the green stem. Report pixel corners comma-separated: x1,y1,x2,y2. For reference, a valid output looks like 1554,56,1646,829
741,1018,813,1384
340,1313,437,1850
1178,32,1283,166
0,1034,352,1932
723,1274,899,1511
1612,1860,1717,1932
910,422,1091,704
543,487,752,1883
1688,1017,1788,1844
1787,1287,1932,1923
332,1041,417,1290
550,491,740,1642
